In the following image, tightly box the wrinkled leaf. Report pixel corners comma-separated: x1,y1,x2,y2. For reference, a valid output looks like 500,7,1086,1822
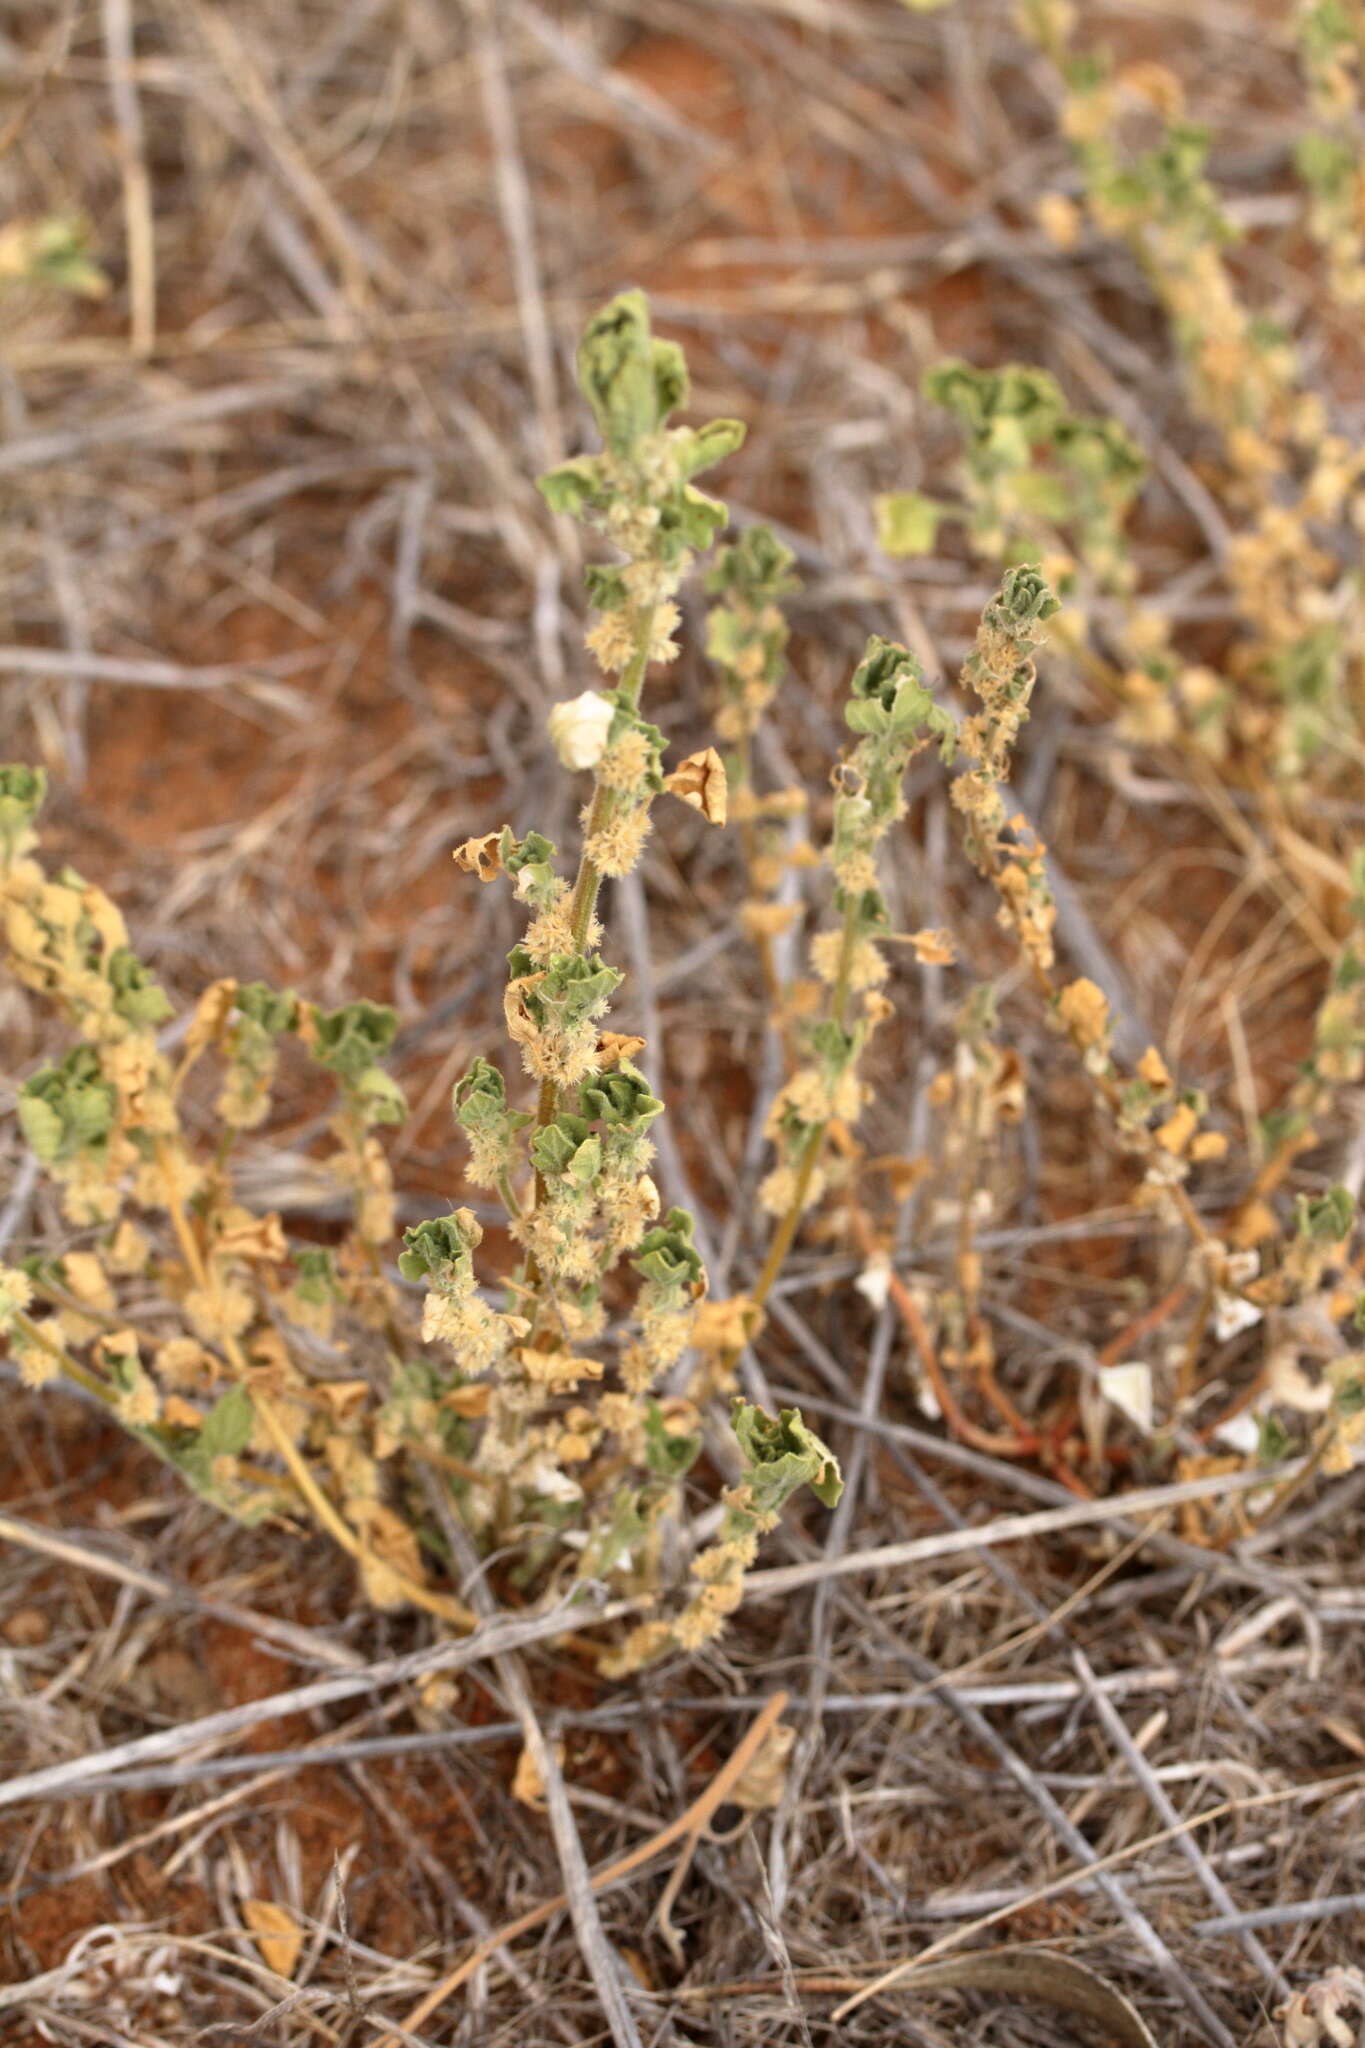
731,1401,843,1513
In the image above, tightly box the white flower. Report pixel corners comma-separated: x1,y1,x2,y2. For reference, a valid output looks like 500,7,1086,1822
1214,1410,1261,1456
854,1258,892,1312
1213,1290,1262,1342
525,1460,583,1504
548,690,615,771
1098,1361,1153,1433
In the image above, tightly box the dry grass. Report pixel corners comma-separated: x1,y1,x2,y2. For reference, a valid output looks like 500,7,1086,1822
2,1,1364,2043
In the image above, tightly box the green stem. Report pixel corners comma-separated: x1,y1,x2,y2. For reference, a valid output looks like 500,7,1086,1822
745,893,861,1324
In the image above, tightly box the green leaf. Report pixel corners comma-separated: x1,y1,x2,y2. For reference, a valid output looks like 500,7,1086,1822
1257,1413,1292,1465
235,982,298,1034
924,360,1064,471
293,1248,340,1306
530,1115,592,1178
584,564,630,612
524,952,623,1033
537,455,607,517
632,1207,705,1290
15,1092,63,1163
399,1210,481,1281
198,1384,255,1463
846,636,957,757
580,1063,664,1130
354,1066,407,1125
875,491,948,557
1006,470,1072,522
659,483,728,560
1296,1185,1355,1242
107,947,174,1027
673,417,746,478
730,1400,844,1512
455,1057,532,1139
705,525,798,602
1051,414,1145,490
994,563,1060,630
310,1000,399,1082
19,1048,116,1163
644,1400,703,1480
10,216,107,298
0,762,47,854
579,1486,649,1581
576,289,685,456
501,829,557,877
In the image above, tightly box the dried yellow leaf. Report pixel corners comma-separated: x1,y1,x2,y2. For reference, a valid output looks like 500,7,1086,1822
1155,1102,1198,1156
354,1501,427,1611
242,1898,303,1980
513,1735,563,1810
315,1379,371,1421
1057,977,1110,1050
215,1207,288,1263
518,1347,606,1392
1117,60,1184,118
453,832,503,881
597,1030,647,1066
185,977,238,1063
908,927,955,966
1229,1198,1279,1249
61,1250,113,1309
1137,1046,1171,1090
105,1219,151,1276
741,901,800,940
1190,1130,1228,1162
162,1395,205,1431
442,1383,491,1419
1037,192,1081,251
730,1718,795,1810
691,1295,756,1356
664,747,727,825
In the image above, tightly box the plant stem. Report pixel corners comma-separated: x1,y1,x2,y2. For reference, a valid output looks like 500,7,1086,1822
529,602,657,1222
744,893,861,1327
973,842,1213,1250
733,725,784,1016
564,604,655,958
